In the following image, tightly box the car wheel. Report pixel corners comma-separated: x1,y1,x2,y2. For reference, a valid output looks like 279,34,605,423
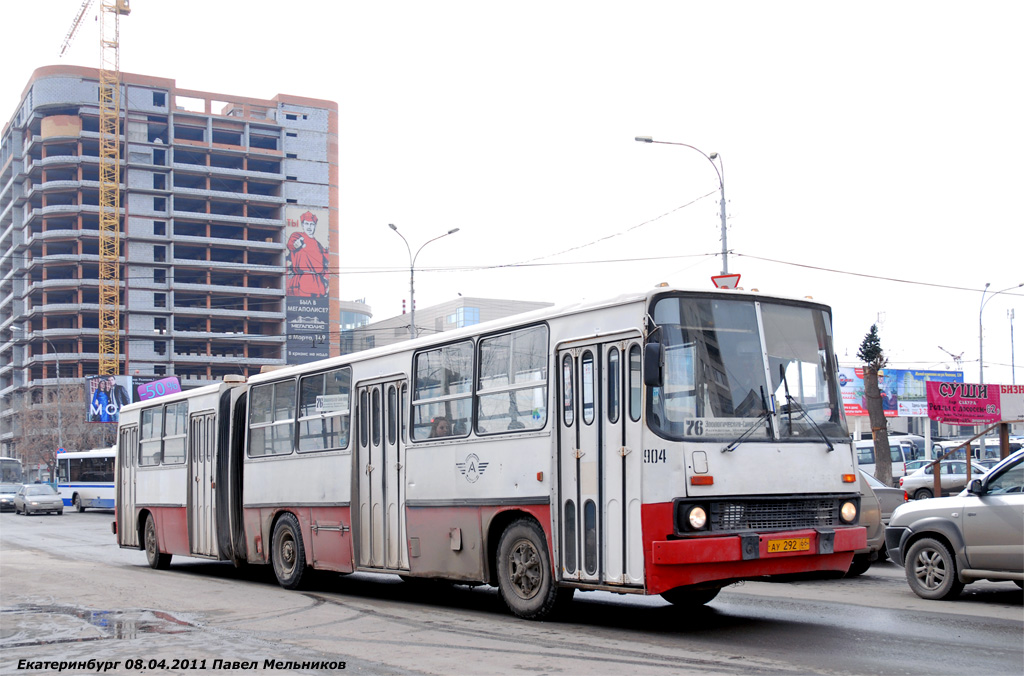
660,585,722,606
904,537,964,600
496,518,572,619
271,512,307,590
57,510,63,516
846,553,872,578
74,494,86,513
914,488,933,500
144,515,172,570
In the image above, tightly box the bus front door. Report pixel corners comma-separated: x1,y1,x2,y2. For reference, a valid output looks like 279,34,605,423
356,379,409,571
188,411,218,557
558,337,644,587
117,425,139,547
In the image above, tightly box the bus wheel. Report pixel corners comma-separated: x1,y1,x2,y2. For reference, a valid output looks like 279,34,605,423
74,494,86,512
496,519,569,619
660,585,722,606
271,513,307,590
144,516,172,570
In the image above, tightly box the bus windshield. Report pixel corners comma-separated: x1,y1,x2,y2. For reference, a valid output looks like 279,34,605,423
649,296,847,442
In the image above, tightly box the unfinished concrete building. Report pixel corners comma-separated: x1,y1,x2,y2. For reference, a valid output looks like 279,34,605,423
1,65,367,457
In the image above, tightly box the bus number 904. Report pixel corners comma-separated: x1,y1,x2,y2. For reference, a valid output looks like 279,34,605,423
643,449,666,464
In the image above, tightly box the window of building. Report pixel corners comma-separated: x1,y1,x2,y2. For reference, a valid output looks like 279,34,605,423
153,197,166,211
248,380,296,457
475,325,548,434
152,92,166,107
153,148,166,166
154,293,166,308
296,367,351,452
154,269,166,283
153,221,166,235
448,307,480,328
154,318,167,334
412,341,473,440
153,174,166,190
153,245,166,262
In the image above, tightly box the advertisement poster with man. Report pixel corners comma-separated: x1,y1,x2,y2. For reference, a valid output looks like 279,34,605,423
85,375,133,423
285,206,331,364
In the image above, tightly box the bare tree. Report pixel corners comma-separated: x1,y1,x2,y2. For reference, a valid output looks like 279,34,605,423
19,385,113,480
858,324,893,485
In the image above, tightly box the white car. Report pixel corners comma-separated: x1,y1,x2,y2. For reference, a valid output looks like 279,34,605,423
898,460,988,500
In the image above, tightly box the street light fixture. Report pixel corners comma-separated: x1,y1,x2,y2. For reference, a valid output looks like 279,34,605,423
635,136,729,274
979,281,1023,384
388,224,461,339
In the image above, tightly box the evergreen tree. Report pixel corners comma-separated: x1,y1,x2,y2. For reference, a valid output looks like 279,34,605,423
858,325,892,484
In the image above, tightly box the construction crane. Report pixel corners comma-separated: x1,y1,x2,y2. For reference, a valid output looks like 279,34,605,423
62,0,131,376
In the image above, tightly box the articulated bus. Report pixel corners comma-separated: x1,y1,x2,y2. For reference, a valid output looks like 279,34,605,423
57,447,116,511
114,287,866,619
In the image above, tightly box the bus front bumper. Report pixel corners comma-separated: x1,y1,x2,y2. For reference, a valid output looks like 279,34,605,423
647,527,866,593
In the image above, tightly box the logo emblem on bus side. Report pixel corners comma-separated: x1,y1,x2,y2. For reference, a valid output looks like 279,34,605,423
456,454,488,483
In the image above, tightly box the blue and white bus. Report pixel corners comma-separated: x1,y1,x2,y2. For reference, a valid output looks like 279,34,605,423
57,447,115,511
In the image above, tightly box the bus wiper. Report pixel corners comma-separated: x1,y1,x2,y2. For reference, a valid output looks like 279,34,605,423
778,364,834,452
722,387,772,453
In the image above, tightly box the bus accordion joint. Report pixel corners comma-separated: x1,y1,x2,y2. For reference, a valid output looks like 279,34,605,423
690,475,714,486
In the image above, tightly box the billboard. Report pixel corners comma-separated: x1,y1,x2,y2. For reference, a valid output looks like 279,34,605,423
840,367,963,417
927,383,1024,425
285,206,330,364
85,375,172,423
86,375,133,423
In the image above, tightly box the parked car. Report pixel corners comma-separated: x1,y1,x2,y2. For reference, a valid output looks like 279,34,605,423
905,459,931,473
899,461,988,500
856,439,915,486
0,483,20,511
13,484,64,515
848,470,908,576
885,450,1024,599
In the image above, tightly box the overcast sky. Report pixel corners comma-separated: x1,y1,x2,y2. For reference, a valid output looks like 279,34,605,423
3,1,1021,385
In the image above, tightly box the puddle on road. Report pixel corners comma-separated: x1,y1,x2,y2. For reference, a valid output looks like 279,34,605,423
0,604,197,648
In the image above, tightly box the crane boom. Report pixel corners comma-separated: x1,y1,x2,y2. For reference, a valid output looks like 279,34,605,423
60,0,95,57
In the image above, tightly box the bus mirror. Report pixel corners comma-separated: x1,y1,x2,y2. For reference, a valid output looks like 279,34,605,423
643,343,663,387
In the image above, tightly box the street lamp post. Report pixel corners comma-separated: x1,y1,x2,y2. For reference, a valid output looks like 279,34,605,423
979,282,1023,384
635,136,728,274
388,224,460,339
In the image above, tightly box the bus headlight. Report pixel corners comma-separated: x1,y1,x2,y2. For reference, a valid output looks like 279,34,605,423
685,505,708,530
840,501,858,524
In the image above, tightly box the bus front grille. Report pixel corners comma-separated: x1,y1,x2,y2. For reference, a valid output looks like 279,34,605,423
709,498,839,531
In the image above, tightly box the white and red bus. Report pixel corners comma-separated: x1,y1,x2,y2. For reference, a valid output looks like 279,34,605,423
114,287,865,619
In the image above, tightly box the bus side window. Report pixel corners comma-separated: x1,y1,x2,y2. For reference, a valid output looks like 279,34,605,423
140,407,163,466
628,345,642,423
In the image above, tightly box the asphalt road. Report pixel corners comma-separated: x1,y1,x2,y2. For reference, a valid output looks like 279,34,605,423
1,510,1021,676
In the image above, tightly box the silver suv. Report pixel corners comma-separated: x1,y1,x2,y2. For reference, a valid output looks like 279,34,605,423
885,449,1024,599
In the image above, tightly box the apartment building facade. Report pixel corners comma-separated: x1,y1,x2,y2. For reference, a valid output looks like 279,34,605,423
0,65,366,456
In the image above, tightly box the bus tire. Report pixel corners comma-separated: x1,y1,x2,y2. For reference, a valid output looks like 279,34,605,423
660,585,722,606
496,519,569,620
144,515,172,570
74,494,86,512
271,512,307,590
